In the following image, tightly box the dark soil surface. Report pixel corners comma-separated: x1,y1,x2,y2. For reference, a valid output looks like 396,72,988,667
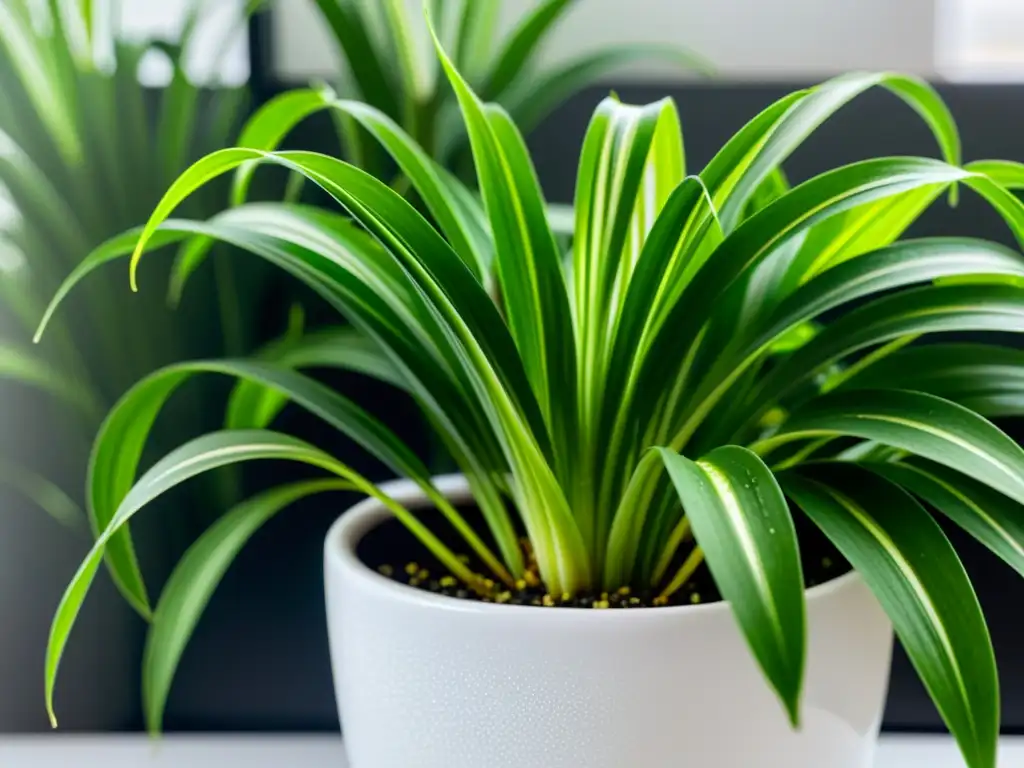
357,504,849,609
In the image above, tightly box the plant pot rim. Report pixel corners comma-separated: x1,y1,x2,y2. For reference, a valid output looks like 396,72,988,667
326,473,861,619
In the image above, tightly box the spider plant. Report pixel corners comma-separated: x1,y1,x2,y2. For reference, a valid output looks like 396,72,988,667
0,0,262,522
295,0,709,176
38,12,1024,768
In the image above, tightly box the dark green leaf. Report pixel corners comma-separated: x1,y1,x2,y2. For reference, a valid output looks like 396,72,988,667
870,459,1024,579
784,464,997,768
660,446,805,726
481,0,575,99
761,389,1024,507
143,479,352,732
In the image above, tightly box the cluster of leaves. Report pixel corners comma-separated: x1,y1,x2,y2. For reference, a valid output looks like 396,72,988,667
0,0,260,523
308,0,710,175
34,9,1024,768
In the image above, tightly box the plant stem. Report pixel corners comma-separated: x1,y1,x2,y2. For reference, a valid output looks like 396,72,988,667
659,545,704,599
651,515,692,587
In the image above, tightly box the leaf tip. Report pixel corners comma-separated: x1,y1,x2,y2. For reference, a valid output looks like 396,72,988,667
786,697,802,730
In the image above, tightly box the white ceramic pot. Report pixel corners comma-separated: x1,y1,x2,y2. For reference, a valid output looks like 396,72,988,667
325,475,894,768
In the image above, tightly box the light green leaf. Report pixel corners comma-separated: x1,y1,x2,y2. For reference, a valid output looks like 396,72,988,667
965,160,1024,189
689,239,1024,442
90,354,514,620
719,72,960,232
480,0,574,99
0,342,100,419
452,0,501,81
227,87,493,279
435,32,577,451
0,460,83,529
623,158,971,455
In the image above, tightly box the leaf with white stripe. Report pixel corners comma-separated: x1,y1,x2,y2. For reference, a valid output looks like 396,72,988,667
757,389,1024,507
870,459,1024,579
46,429,476,727
783,464,997,768
658,446,806,725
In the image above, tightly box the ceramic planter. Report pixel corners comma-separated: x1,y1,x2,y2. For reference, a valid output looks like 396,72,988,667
325,475,894,768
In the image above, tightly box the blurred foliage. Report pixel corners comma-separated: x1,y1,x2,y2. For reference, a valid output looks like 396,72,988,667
0,0,265,523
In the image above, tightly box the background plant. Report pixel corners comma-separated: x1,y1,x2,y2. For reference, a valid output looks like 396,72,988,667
299,0,709,179
37,10,1024,768
0,0,272,527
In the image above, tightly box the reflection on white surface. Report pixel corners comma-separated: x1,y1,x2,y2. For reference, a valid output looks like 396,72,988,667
0,736,1022,767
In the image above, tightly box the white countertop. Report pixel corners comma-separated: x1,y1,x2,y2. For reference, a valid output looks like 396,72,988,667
1,735,1022,766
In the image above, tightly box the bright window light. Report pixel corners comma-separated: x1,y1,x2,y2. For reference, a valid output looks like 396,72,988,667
117,0,249,86
936,0,1024,81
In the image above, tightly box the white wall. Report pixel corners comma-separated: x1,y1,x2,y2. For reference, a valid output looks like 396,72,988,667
270,0,1024,83
117,0,249,85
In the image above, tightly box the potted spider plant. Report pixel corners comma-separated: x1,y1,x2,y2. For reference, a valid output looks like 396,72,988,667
38,10,1024,767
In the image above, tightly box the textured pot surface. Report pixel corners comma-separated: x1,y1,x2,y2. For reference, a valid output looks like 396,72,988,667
325,475,894,768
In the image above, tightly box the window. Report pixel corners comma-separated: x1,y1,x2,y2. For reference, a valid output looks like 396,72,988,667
936,0,1024,80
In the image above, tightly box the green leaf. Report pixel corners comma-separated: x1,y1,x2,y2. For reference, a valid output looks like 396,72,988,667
687,239,1024,443
129,141,588,591
226,325,405,432
0,2,82,163
323,98,493,279
625,158,972,454
129,152,547,463
480,0,575,99
783,464,997,768
143,479,353,733
433,29,579,486
504,43,713,133
310,0,400,120
837,343,1024,418
659,446,805,726
382,0,430,109
718,72,961,232
870,459,1024,580
155,58,200,186
0,460,83,529
452,0,502,81
965,159,1024,189
435,37,575,404
227,88,493,280
0,342,100,419
730,281,1024,439
571,94,687,548
758,389,1024,507
33,225,192,343
46,429,475,727
231,86,338,206
90,354,515,618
